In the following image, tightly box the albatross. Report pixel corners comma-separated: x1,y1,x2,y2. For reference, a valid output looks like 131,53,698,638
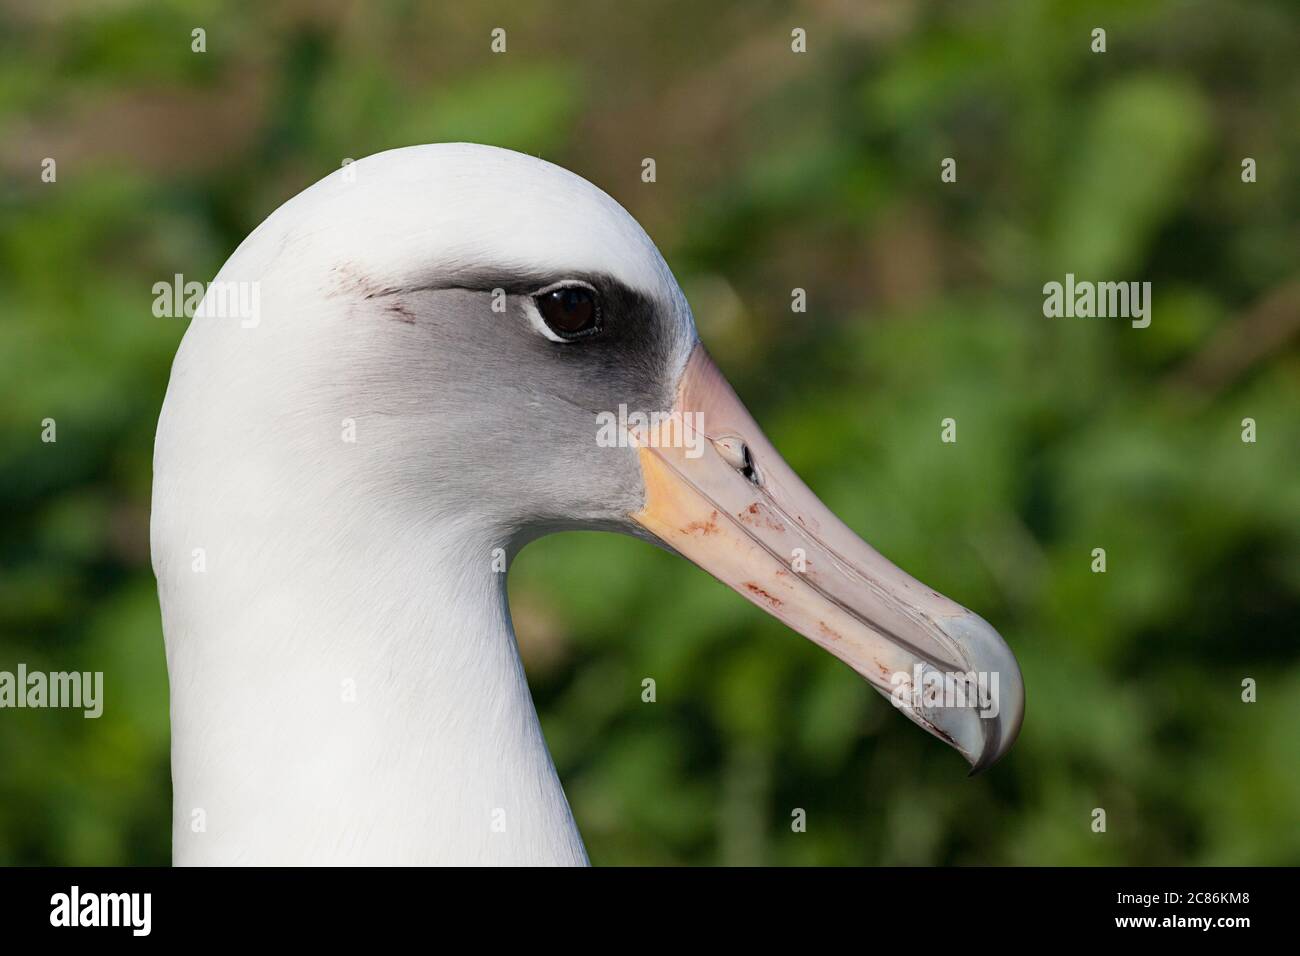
151,143,1024,865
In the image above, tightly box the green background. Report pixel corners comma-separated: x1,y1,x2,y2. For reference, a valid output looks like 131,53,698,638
1,0,1297,865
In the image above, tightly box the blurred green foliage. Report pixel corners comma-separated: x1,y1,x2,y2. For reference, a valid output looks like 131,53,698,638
1,0,1297,865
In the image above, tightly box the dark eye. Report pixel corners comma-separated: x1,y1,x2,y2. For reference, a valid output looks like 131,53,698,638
536,285,600,338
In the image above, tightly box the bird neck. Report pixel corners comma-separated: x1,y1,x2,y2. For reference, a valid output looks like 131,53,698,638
164,516,587,865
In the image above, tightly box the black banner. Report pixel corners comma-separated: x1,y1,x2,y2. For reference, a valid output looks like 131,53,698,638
0,866,1279,941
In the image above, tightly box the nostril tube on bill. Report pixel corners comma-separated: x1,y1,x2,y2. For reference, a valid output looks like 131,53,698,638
712,435,759,484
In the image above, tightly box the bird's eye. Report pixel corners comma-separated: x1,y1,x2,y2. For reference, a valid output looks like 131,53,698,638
535,285,600,339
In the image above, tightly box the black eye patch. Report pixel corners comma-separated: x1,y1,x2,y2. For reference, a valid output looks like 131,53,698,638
357,269,662,358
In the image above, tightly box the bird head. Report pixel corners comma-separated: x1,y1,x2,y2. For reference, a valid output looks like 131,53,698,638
163,143,1023,773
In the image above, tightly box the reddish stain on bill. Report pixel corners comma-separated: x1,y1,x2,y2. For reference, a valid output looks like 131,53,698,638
744,583,782,609
682,510,720,536
817,621,842,642
739,501,785,532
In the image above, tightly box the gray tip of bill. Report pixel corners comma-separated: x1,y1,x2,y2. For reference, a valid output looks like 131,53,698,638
950,612,1024,775
900,612,1025,775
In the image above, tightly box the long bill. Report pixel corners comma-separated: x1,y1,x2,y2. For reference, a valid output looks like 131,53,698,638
629,345,1024,773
